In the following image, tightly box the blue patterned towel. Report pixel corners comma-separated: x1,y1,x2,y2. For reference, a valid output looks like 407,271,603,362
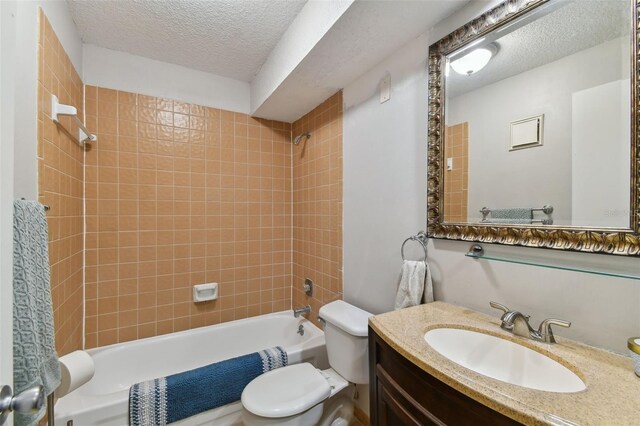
13,200,60,426
129,346,288,425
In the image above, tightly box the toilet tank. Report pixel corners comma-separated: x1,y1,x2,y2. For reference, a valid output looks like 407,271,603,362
318,300,373,384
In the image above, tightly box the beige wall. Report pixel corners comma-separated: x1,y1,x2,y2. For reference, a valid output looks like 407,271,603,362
37,9,85,356
292,92,343,324
342,1,640,355
83,86,293,347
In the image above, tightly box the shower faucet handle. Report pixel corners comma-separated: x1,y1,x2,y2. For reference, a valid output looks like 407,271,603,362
303,278,313,296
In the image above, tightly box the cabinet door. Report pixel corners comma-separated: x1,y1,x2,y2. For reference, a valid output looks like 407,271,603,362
377,383,423,426
376,367,445,426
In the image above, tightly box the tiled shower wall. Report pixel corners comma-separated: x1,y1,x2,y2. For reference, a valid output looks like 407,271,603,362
292,92,343,324
444,122,468,222
37,6,344,348
83,87,293,347
37,9,85,356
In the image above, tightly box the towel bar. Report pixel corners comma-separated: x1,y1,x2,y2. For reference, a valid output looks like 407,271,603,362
51,95,97,146
47,392,55,426
19,198,49,212
480,205,553,224
480,205,553,216
401,231,428,266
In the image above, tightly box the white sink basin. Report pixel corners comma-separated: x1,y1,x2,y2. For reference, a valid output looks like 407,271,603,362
424,328,586,393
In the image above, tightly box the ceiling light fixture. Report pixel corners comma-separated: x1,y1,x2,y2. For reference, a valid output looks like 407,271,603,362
450,43,498,76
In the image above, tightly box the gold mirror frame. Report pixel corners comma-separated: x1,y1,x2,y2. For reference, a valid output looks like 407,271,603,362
427,0,640,255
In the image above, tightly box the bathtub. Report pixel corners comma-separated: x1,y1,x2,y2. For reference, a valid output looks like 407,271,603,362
55,311,328,425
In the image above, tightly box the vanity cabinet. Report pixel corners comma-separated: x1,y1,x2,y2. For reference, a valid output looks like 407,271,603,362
369,327,521,426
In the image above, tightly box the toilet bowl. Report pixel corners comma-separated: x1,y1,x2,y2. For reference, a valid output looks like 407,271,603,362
241,364,349,425
241,301,372,426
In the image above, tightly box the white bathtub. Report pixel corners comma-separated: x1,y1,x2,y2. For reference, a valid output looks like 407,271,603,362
55,311,328,425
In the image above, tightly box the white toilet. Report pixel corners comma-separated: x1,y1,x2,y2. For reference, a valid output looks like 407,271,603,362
241,300,372,426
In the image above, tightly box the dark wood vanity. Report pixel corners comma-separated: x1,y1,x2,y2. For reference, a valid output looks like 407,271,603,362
368,327,521,426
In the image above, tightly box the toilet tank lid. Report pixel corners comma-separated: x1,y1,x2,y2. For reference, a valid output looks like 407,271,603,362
318,300,373,337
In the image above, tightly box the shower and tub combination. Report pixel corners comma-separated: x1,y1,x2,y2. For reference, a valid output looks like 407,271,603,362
55,311,327,425
53,128,324,425
54,129,323,425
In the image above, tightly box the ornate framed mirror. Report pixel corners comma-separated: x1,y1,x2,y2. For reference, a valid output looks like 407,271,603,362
427,0,640,255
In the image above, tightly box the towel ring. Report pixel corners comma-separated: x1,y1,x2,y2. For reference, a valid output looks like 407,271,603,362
401,231,428,266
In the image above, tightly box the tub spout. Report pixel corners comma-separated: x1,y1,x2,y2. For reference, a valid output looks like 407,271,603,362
293,305,311,318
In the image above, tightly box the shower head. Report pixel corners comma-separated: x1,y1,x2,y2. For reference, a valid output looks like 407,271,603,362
292,132,311,145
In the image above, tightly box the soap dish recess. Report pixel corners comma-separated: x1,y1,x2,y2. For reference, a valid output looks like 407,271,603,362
193,283,218,302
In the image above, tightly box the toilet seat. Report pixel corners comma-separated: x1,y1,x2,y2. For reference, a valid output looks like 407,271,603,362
241,363,331,418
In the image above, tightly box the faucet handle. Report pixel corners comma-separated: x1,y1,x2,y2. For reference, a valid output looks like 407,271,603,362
489,301,510,314
537,318,571,343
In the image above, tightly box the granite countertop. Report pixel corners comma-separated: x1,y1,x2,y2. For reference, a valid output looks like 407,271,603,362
368,302,640,426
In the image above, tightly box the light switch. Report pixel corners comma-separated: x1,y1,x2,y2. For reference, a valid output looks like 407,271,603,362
447,157,453,171
380,74,391,103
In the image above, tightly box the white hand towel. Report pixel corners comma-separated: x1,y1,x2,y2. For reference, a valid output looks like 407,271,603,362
423,261,434,304
395,260,434,310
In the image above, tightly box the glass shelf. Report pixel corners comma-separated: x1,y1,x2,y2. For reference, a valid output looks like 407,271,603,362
465,244,640,281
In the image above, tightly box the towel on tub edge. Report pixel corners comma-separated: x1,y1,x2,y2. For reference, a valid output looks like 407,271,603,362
129,346,288,426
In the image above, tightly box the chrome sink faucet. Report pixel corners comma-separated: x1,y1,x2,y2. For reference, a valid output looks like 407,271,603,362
490,302,571,344
293,305,311,318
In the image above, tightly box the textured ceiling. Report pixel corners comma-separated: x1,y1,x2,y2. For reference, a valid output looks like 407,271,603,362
67,0,307,82
447,0,630,98
254,0,470,121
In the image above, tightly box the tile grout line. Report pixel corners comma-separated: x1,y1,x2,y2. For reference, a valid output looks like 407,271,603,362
81,83,86,350
289,122,294,312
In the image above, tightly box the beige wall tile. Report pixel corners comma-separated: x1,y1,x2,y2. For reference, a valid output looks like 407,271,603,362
444,123,469,222
41,7,344,349
37,9,84,356
85,85,293,346
292,92,343,324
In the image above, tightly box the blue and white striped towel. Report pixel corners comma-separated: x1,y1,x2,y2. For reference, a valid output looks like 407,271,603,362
129,346,288,425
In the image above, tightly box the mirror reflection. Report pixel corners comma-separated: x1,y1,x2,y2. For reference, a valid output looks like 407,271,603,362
443,0,631,228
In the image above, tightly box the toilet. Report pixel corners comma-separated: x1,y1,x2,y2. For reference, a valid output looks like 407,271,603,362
241,300,372,426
